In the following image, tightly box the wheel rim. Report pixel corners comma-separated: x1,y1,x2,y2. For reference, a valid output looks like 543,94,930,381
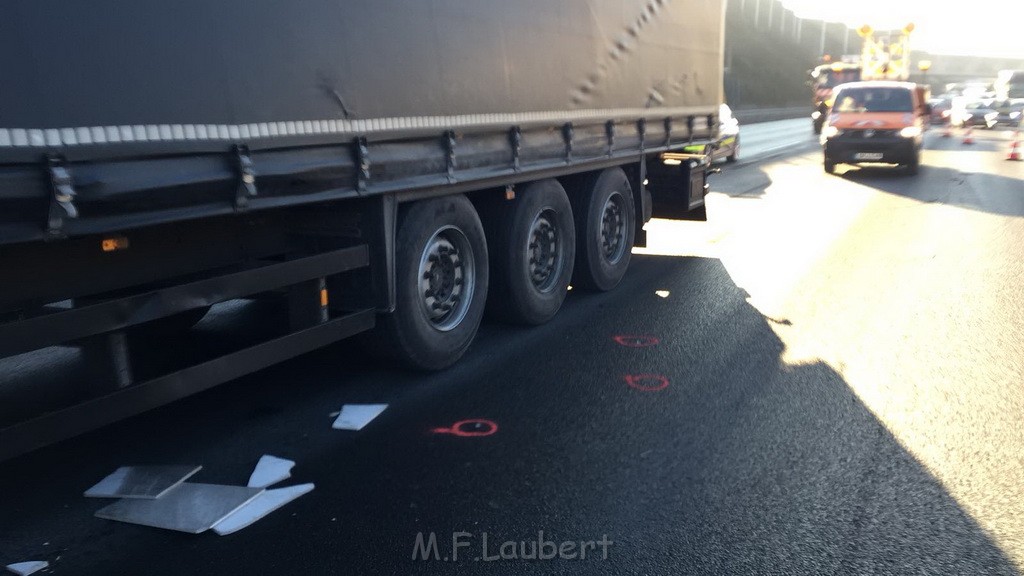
599,192,628,265
525,208,563,293
418,226,475,332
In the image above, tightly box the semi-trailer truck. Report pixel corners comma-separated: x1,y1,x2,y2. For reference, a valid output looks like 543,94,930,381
0,0,725,459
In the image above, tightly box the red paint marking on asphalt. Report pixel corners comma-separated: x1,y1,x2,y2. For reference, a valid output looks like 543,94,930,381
432,419,498,437
625,374,670,391
613,335,660,348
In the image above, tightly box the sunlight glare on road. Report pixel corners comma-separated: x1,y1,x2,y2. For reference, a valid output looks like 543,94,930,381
638,145,1024,568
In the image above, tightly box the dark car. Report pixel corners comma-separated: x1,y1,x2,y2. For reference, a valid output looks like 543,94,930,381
951,100,999,129
928,97,953,125
993,99,1024,127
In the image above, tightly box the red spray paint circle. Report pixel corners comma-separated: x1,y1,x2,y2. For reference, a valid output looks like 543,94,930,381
624,374,670,392
431,419,498,437
613,335,661,348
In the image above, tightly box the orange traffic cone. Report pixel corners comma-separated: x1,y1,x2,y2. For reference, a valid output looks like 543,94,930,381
962,126,974,145
1008,132,1022,161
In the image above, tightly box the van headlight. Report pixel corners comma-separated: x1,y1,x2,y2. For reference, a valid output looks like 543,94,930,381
899,126,922,138
822,126,842,139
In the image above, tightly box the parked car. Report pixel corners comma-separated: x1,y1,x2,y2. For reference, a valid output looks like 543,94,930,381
928,97,953,125
950,100,1000,129
683,103,740,162
993,99,1024,127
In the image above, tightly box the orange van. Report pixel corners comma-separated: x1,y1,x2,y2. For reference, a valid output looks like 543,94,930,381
820,81,930,175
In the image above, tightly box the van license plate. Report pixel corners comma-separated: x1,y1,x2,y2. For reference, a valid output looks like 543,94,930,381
854,152,883,160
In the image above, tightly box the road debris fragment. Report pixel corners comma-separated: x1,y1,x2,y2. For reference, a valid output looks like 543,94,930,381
84,465,201,499
94,483,263,533
213,483,315,535
6,561,48,576
331,404,388,431
247,455,294,489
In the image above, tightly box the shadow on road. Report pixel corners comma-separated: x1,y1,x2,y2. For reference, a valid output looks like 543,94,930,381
0,255,1019,575
834,139,1024,219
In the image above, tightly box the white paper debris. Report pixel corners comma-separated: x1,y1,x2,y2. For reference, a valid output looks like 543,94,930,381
6,561,48,576
331,403,388,431
84,465,201,499
247,455,295,488
94,483,263,534
212,483,315,536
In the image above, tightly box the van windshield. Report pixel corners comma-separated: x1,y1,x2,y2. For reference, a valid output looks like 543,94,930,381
834,87,913,113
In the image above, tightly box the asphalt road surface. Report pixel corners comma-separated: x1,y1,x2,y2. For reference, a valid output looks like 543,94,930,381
2,122,1022,575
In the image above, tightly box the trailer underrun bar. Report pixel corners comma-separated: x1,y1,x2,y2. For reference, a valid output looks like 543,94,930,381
0,245,376,461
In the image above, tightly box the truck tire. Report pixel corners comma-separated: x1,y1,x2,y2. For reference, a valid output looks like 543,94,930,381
571,168,635,292
376,195,488,371
481,179,575,325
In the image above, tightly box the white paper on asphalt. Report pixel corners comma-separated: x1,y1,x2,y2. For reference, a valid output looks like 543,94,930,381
331,403,388,431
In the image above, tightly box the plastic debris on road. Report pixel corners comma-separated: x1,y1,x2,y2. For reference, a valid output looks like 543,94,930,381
331,403,388,431
84,465,201,499
212,483,315,535
5,561,48,576
94,483,263,534
247,455,295,489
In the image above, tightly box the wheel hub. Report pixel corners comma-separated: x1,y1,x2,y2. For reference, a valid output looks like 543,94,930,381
527,211,560,292
600,193,626,264
419,228,474,331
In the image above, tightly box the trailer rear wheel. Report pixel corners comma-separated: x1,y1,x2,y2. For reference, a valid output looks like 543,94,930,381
482,179,575,325
571,168,635,292
378,195,488,371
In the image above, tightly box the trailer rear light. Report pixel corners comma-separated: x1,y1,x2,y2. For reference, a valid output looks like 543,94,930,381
320,287,329,307
101,236,130,252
